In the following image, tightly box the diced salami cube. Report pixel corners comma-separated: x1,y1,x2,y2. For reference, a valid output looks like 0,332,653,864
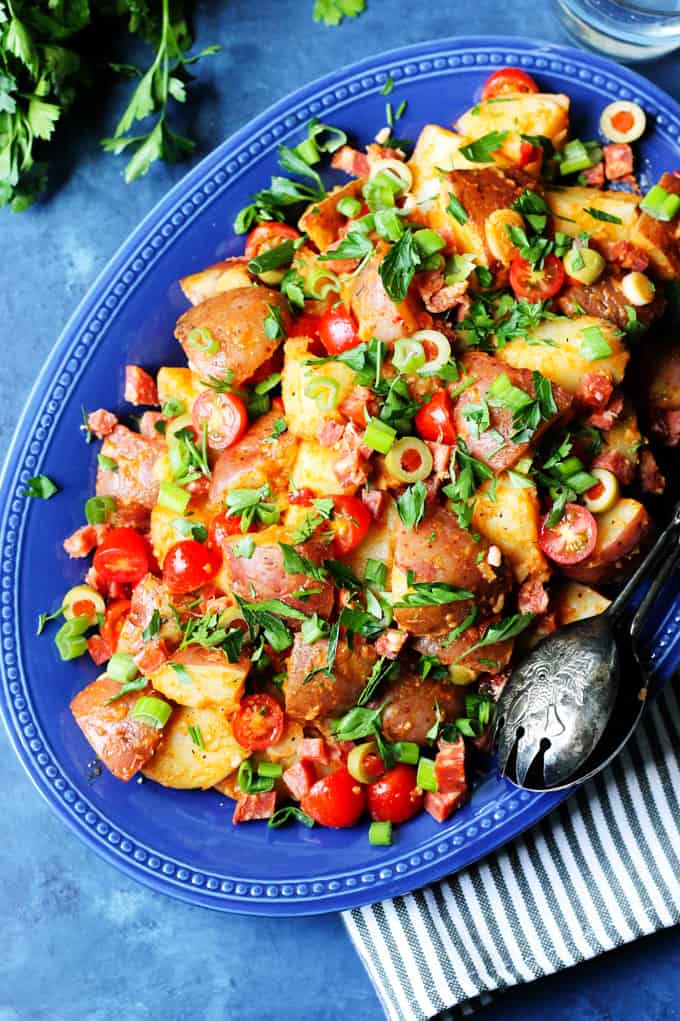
434,738,467,798
424,790,466,823
283,761,316,800
232,791,277,824
298,737,328,763
87,635,112,666
582,162,605,187
139,411,165,438
87,409,118,439
63,525,99,559
603,143,633,181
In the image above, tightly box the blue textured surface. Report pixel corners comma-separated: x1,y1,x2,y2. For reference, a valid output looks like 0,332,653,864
1,2,678,1017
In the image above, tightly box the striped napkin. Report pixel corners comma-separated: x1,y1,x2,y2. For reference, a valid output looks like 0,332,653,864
343,683,680,1021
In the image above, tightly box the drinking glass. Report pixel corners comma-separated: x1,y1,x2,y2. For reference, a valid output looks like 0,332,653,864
556,0,680,61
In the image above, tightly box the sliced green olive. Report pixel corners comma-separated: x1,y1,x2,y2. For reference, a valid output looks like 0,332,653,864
347,741,383,784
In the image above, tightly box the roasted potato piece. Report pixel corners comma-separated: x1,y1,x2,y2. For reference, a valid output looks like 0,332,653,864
156,366,203,408
545,186,639,251
628,172,680,280
150,501,213,566
498,315,628,393
142,705,246,789
408,124,467,207
209,403,299,501
175,285,290,385
557,268,666,332
282,336,355,439
342,243,426,343
179,257,253,305
456,93,570,167
298,179,364,251
71,676,168,781
564,498,651,583
379,672,465,745
284,634,377,721
149,646,249,710
288,438,356,497
96,425,163,526
471,473,549,584
343,502,398,580
554,581,611,626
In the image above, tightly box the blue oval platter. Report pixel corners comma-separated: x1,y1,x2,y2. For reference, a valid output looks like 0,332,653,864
1,36,679,916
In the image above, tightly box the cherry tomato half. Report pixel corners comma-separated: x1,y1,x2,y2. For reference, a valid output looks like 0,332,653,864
415,390,456,444
367,764,424,824
481,67,539,101
318,306,361,355
162,540,222,594
509,254,565,302
100,598,131,653
331,495,371,556
244,222,300,261
288,487,315,506
192,390,248,451
301,767,366,828
538,503,598,566
93,528,150,586
518,140,541,168
232,693,285,751
209,509,253,548
289,313,322,339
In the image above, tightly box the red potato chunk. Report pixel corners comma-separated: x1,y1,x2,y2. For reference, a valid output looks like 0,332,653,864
174,285,291,385
346,244,428,343
284,634,378,722
208,403,299,501
378,672,465,746
70,676,167,781
564,499,651,584
453,352,572,472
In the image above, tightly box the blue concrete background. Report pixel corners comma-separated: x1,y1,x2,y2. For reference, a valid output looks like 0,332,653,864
1,2,678,1019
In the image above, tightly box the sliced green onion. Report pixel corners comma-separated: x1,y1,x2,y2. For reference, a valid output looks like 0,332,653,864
413,229,446,258
385,436,434,483
369,820,393,846
565,470,599,494
411,330,451,376
363,417,396,454
395,741,420,765
304,376,341,411
374,209,404,242
640,184,680,222
392,337,425,374
301,615,326,644
55,617,90,661
237,758,274,794
168,443,190,479
295,136,320,165
107,652,138,683
257,761,284,779
486,372,533,412
84,495,116,525
559,138,597,176
580,325,613,362
416,757,438,792
24,474,58,499
254,372,282,395
187,327,219,354
444,253,477,285
337,195,362,218
130,696,172,729
159,480,191,514
161,398,186,418
363,169,405,211
306,264,341,299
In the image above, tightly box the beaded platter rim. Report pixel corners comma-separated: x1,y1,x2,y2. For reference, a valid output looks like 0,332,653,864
1,36,679,916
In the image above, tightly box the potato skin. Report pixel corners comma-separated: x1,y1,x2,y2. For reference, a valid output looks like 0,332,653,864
70,676,166,781
392,504,511,635
208,403,299,500
284,634,378,721
298,179,365,251
564,499,651,584
471,474,548,584
414,624,513,674
344,244,425,343
142,705,247,789
379,672,465,746
149,646,249,710
557,268,666,331
175,285,290,385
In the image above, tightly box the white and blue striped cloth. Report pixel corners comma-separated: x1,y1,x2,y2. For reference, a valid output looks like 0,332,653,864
344,684,680,1021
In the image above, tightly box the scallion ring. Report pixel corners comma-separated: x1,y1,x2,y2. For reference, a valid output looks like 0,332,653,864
84,495,116,525
411,330,452,376
363,416,396,454
304,376,341,411
384,436,434,483
306,264,341,299
187,327,219,355
369,158,412,194
392,337,425,374
130,696,172,729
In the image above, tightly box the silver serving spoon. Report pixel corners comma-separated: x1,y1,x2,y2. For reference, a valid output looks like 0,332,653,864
493,500,680,791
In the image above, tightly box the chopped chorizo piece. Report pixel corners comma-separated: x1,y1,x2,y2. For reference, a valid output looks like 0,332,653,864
425,790,465,823
63,525,103,559
592,448,636,486
223,527,334,620
232,791,277,824
331,145,370,177
557,267,665,330
393,503,512,636
434,739,467,798
650,408,680,447
583,162,605,187
517,577,550,615
583,391,624,431
124,365,158,406
95,425,163,526
139,411,164,438
453,352,572,473
175,285,291,386
603,143,634,181
318,419,345,446
284,634,378,722
299,738,329,763
375,629,408,659
87,409,118,439
135,639,169,676
609,241,649,272
333,422,372,488
70,675,166,781
379,672,464,746
283,761,315,800
415,270,468,313
87,635,111,665
209,402,298,501
574,372,614,413
338,385,380,428
361,488,387,521
638,449,665,495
